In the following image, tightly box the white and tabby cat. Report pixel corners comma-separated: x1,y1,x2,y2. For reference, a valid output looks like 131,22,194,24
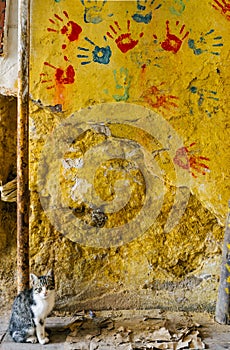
8,269,55,344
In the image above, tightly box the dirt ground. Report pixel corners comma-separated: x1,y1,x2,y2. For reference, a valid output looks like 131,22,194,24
0,309,229,349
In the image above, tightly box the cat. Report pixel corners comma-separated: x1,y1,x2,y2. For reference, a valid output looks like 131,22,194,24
8,269,55,344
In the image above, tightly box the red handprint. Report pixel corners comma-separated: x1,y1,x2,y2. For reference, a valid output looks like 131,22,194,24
48,11,82,43
173,143,210,178
212,0,230,20
41,62,75,89
40,62,75,106
141,83,178,111
107,20,143,53
161,20,189,53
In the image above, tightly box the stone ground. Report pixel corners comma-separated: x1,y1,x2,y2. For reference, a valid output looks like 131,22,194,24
0,309,229,349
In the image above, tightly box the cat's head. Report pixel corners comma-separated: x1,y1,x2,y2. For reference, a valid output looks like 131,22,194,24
30,269,55,299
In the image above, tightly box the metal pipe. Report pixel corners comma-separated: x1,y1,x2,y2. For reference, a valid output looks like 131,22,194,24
17,0,30,293
215,201,230,324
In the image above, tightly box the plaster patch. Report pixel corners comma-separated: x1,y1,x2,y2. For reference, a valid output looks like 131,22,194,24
37,103,190,248
62,157,84,169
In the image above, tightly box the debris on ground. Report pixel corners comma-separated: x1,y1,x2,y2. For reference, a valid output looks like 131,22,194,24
65,310,206,349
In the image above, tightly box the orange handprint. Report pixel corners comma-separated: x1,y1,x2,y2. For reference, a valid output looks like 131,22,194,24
173,143,210,178
48,11,82,43
141,83,178,111
161,20,189,53
107,20,143,53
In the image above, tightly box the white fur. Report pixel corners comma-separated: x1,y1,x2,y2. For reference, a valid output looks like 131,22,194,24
31,289,55,344
26,336,38,343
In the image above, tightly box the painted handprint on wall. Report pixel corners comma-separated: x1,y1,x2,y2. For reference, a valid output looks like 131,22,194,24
189,85,219,117
141,82,178,111
132,0,162,24
40,61,75,105
173,143,210,178
47,11,82,45
188,29,223,56
154,20,189,54
130,48,152,69
112,67,131,102
169,0,190,16
212,0,230,21
77,37,112,65
131,48,167,70
40,62,75,89
81,0,107,24
107,20,144,53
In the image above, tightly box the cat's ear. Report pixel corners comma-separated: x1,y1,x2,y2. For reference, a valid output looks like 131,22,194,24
47,269,53,277
30,273,38,285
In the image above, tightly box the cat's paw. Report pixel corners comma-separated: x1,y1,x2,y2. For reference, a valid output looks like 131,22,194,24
26,336,38,343
39,337,49,345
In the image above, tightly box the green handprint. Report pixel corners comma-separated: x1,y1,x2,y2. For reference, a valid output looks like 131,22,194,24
169,0,189,16
112,67,131,102
81,0,107,24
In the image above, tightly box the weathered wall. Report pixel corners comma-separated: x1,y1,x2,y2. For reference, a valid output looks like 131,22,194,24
0,95,17,308
0,0,229,312
0,1,18,309
0,0,18,96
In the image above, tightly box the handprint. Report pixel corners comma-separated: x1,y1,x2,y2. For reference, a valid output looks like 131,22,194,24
77,37,112,65
212,0,230,21
131,47,166,69
112,67,131,102
152,20,188,54
188,29,223,56
107,20,143,53
40,61,75,106
130,48,152,69
40,62,75,90
189,85,219,117
81,0,107,24
169,0,190,16
160,20,189,53
141,82,178,111
173,143,210,178
48,11,82,43
132,0,162,24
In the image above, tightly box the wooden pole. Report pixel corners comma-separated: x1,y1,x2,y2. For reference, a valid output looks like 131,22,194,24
215,201,230,324
17,0,30,293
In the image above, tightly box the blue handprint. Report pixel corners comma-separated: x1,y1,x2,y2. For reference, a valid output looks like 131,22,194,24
130,49,152,68
77,37,112,65
188,29,223,56
80,0,107,24
132,0,162,24
189,86,219,117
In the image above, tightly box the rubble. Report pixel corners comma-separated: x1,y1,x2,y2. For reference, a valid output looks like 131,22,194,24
65,311,206,349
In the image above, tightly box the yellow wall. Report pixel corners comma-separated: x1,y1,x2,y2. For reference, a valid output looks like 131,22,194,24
28,0,230,311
